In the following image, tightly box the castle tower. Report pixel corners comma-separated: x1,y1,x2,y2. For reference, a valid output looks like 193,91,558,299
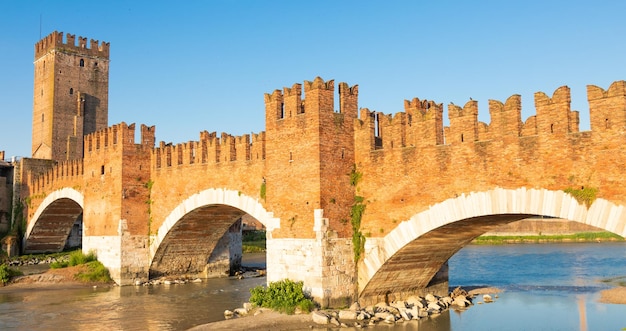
32,31,110,160
264,77,358,239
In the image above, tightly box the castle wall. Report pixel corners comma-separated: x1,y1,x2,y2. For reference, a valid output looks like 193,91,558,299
263,78,357,239
353,82,626,241
148,131,265,237
20,70,626,305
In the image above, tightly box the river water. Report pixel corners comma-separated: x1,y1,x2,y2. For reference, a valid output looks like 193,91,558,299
1,243,625,330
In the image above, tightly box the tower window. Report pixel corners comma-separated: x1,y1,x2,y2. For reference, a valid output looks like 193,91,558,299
69,88,73,95
94,62,98,67
79,59,85,67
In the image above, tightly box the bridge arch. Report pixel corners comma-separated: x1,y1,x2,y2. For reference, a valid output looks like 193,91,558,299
149,188,279,278
24,187,85,254
358,187,626,300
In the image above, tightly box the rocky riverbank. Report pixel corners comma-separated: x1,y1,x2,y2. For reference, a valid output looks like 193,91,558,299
192,287,497,330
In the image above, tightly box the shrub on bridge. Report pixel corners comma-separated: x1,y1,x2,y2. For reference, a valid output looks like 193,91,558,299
249,279,315,314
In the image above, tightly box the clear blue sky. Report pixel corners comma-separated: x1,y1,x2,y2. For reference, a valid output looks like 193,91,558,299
2,1,626,159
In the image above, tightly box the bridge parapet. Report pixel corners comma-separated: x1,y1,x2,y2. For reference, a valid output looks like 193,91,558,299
153,131,265,168
588,81,626,134
84,122,154,153
356,81,626,154
28,159,84,195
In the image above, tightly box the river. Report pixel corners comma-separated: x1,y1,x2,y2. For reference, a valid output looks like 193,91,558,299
1,243,625,330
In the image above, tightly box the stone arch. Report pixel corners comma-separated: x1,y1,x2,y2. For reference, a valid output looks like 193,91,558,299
148,188,279,278
24,188,84,254
358,187,626,300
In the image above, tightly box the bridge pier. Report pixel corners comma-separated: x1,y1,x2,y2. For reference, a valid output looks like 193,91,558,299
83,219,151,285
357,263,449,307
266,210,357,308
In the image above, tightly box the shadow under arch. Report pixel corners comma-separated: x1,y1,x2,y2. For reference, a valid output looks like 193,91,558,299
149,188,278,278
24,187,84,254
358,187,626,300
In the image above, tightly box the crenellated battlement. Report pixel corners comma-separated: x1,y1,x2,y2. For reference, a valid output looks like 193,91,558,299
264,77,359,129
83,122,154,154
304,76,334,92
356,81,626,152
35,31,110,60
153,130,265,169
28,159,84,195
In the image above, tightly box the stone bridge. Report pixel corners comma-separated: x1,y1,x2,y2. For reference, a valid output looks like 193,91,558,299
18,78,626,306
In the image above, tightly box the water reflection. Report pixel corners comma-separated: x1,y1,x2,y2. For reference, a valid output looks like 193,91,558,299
0,275,265,330
1,245,626,330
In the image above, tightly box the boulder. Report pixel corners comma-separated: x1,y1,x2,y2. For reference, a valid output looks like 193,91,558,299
451,286,469,299
384,314,397,324
440,296,453,307
374,312,394,321
399,309,412,321
349,302,361,311
453,296,471,307
234,308,248,316
391,301,406,309
483,294,493,303
425,293,437,303
427,302,441,311
418,309,429,318
338,310,357,320
311,311,330,325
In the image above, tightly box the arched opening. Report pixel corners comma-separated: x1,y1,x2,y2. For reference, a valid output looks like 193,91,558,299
149,204,264,280
358,188,626,303
79,59,85,67
24,198,83,254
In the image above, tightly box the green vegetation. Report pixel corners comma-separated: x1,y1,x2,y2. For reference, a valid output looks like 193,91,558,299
349,165,362,187
50,250,112,283
260,181,266,201
473,232,623,245
145,180,154,237
349,166,366,264
50,250,97,268
10,200,26,238
563,186,598,207
75,261,111,282
351,195,366,263
0,264,22,285
249,279,316,314
600,275,626,287
243,230,266,253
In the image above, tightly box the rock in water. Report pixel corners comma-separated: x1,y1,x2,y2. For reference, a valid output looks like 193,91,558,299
311,311,330,325
483,294,493,303
338,310,357,320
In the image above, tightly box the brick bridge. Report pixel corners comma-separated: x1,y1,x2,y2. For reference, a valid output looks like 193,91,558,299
19,77,626,306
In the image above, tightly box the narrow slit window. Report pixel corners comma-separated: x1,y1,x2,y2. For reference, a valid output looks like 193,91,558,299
79,59,85,67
